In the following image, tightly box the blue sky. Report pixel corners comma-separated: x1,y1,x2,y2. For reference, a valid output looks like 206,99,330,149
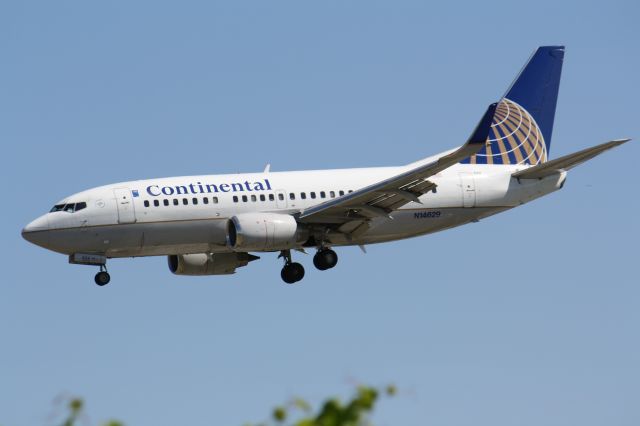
1,1,639,425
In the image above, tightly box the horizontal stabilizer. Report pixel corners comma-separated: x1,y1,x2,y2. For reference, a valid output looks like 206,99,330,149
512,138,630,179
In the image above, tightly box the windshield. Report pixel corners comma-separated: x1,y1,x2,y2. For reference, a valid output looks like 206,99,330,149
50,202,87,213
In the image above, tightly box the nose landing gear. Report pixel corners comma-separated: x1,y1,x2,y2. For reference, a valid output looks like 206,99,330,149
68,254,111,286
94,265,111,286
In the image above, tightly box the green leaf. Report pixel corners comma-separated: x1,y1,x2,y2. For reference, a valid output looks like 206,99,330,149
272,406,287,422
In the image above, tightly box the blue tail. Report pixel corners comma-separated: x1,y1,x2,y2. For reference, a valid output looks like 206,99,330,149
462,46,564,165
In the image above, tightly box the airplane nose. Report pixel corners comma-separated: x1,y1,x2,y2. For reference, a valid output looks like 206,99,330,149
22,215,50,247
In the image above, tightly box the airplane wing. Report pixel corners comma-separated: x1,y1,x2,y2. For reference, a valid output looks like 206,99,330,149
512,138,631,180
296,103,498,236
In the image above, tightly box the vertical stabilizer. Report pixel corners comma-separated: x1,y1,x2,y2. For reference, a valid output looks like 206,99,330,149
462,46,564,165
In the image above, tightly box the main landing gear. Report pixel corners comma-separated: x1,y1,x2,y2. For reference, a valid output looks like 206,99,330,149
313,248,338,271
278,248,339,284
94,265,111,286
279,250,305,284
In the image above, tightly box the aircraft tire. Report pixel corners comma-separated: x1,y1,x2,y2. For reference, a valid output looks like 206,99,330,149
281,262,305,284
313,249,338,270
94,271,111,286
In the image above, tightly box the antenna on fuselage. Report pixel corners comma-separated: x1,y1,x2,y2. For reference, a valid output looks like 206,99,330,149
263,163,271,173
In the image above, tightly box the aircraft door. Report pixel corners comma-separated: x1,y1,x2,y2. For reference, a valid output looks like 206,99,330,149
113,188,137,223
459,173,476,208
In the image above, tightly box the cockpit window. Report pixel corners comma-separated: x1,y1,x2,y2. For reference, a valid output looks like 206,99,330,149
50,202,88,213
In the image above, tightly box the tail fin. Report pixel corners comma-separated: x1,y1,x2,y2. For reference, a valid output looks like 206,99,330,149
462,46,565,165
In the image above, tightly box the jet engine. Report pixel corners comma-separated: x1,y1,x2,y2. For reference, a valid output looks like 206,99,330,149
167,252,259,275
226,213,307,251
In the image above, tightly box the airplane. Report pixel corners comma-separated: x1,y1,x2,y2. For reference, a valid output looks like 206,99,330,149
22,46,629,286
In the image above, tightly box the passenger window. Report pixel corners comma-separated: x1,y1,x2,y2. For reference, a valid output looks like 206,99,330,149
330,191,335,198
310,192,316,199
75,202,87,211
260,194,265,201
289,193,295,200
320,191,326,198
212,197,219,204
242,195,248,202
203,197,209,204
144,200,150,207
278,193,284,201
339,190,345,196
153,200,160,207
348,190,353,193
268,194,275,201
163,199,169,206
192,198,198,205
233,196,238,203
301,192,307,199
183,198,188,205
251,195,257,202
173,199,179,206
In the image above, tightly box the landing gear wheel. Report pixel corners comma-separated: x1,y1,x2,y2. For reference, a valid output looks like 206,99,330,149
94,271,111,286
313,249,338,270
281,262,305,284
290,262,305,281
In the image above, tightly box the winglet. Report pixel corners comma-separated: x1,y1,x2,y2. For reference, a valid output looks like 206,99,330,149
467,102,498,145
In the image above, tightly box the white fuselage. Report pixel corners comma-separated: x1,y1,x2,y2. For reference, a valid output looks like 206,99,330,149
22,152,566,259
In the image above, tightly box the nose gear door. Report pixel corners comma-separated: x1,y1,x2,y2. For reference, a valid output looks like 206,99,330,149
113,188,137,223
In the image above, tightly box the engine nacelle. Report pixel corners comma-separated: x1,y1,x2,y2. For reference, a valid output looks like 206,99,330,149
226,212,307,251
167,252,259,276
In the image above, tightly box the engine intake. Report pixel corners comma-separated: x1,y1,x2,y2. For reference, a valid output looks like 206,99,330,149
226,213,307,251
168,252,259,276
